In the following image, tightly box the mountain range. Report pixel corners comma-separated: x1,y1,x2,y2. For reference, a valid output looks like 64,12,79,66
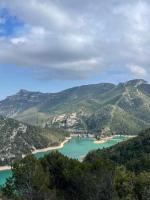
0,79,150,135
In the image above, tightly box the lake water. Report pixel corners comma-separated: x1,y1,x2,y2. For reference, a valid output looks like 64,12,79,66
0,135,126,186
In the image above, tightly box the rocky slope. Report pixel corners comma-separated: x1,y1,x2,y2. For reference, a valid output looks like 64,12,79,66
0,89,50,117
0,116,68,165
0,79,150,135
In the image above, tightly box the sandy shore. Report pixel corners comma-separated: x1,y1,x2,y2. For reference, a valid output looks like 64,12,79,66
0,137,72,171
94,136,114,144
115,134,137,138
32,136,72,154
94,134,137,144
0,135,137,171
0,166,11,171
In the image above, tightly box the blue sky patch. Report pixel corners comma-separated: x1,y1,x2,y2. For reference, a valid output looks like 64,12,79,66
0,8,24,37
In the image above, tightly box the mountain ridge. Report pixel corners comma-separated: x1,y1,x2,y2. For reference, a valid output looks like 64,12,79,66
0,79,150,135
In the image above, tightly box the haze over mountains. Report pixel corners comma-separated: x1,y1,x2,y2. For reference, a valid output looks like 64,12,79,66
0,79,150,135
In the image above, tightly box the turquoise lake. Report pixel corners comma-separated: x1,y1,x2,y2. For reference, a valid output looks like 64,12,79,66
0,135,126,186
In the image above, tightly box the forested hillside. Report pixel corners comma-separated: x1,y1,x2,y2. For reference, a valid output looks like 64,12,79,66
85,128,150,173
1,128,150,200
0,116,68,165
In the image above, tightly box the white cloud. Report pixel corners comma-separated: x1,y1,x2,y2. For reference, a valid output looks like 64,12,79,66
127,64,147,77
30,27,46,36
0,0,73,29
0,0,150,80
10,37,27,45
114,1,149,32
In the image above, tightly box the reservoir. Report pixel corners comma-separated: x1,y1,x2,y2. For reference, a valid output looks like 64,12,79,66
0,135,126,186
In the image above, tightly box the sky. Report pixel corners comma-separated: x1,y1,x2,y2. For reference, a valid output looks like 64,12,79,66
0,0,150,99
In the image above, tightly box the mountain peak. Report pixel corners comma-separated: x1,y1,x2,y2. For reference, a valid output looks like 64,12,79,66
125,79,147,87
18,89,31,94
0,79,150,135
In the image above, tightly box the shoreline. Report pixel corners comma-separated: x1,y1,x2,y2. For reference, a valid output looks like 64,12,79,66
32,136,72,154
94,135,114,144
0,134,137,171
0,166,11,171
94,134,137,144
0,136,72,171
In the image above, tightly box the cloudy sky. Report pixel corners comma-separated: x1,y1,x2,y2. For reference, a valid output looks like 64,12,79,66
0,0,150,99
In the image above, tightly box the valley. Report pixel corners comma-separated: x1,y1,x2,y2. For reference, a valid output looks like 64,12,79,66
0,79,150,167
0,79,149,200
0,134,127,186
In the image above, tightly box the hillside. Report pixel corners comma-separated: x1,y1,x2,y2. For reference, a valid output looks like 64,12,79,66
85,128,150,173
0,79,150,135
2,130,150,200
0,116,68,165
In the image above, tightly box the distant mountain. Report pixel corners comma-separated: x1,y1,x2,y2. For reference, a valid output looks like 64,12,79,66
0,79,150,135
0,116,68,165
0,89,50,117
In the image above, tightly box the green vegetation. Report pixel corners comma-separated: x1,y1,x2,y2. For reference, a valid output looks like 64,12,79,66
0,79,150,135
85,128,150,173
1,128,150,200
0,116,69,165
